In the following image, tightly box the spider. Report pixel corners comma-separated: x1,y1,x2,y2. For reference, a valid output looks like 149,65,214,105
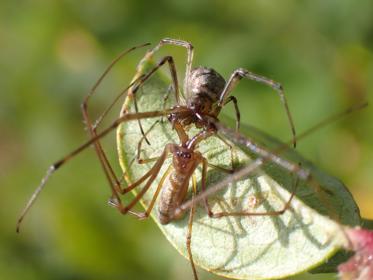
16,38,363,280
86,37,298,211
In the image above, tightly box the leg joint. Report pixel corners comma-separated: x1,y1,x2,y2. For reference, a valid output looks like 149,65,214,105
81,101,88,111
160,38,194,51
162,55,174,63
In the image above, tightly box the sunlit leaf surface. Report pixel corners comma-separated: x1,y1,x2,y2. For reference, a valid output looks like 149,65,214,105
117,57,361,279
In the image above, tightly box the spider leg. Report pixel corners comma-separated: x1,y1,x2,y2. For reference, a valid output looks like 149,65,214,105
129,54,180,145
175,102,368,217
174,119,311,219
110,144,173,217
87,43,150,130
223,96,241,132
16,104,178,232
80,43,150,214
115,119,162,190
134,164,173,220
136,120,161,164
217,68,296,148
146,38,194,99
186,174,199,280
214,133,236,171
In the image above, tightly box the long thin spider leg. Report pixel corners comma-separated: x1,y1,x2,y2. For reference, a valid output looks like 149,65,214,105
80,43,150,213
217,68,296,148
116,140,160,189
214,133,236,171
189,120,310,208
16,107,179,232
84,82,146,209
201,159,236,218
85,43,150,107
119,144,172,215
223,96,241,132
176,148,305,220
109,165,172,219
86,43,150,129
133,97,151,146
109,149,172,219
164,83,175,104
160,84,174,123
146,38,194,99
136,120,160,164
108,155,167,213
175,102,368,217
187,175,198,280
214,122,305,176
201,158,213,216
119,160,159,195
92,73,146,130
137,164,173,219
17,78,141,232
121,152,159,188
130,55,180,145
186,132,220,218
85,73,146,193
207,162,234,174
187,128,215,150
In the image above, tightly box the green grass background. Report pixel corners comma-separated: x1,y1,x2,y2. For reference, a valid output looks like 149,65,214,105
0,1,372,279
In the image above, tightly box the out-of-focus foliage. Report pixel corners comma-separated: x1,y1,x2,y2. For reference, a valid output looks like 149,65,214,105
0,1,372,280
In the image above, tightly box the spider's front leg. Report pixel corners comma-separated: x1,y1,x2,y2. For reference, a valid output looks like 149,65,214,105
217,68,296,147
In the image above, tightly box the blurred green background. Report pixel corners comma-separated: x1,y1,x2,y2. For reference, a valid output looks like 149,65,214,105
1,1,372,280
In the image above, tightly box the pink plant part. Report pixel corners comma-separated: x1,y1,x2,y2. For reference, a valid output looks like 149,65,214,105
338,228,373,280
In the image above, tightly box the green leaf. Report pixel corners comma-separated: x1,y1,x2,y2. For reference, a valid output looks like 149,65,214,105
116,57,361,279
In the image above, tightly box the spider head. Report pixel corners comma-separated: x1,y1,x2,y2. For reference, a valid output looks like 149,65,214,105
173,146,199,173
